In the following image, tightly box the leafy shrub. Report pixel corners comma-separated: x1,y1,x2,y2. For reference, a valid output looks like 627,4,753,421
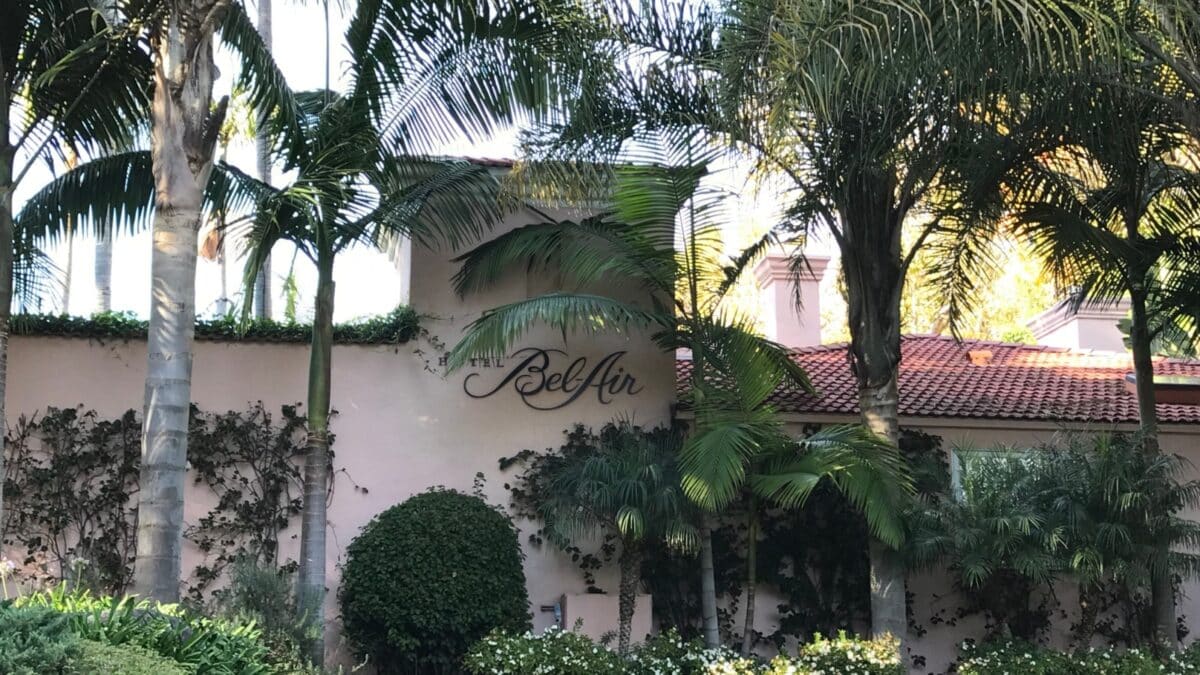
17,586,275,674
215,559,317,673
957,640,1190,675
73,640,194,675
340,489,531,673
626,629,714,674
0,604,80,675
792,631,903,674
466,628,903,675
465,628,625,674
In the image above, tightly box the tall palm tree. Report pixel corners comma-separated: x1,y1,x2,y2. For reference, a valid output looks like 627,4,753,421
1,0,150,535
14,0,302,602
500,0,1111,644
964,68,1200,646
253,0,273,319
20,0,572,641
713,0,1121,642
449,131,912,648
233,0,573,660
535,423,699,655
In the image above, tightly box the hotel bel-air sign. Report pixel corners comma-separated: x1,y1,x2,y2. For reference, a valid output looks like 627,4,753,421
442,347,643,411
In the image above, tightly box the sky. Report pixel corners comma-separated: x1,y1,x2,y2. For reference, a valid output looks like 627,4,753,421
13,1,809,325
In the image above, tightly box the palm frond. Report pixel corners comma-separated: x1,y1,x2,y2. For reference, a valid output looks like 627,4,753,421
17,152,271,245
446,293,671,371
218,0,305,164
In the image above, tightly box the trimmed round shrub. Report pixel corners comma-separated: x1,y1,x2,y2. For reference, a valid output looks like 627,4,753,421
340,489,531,672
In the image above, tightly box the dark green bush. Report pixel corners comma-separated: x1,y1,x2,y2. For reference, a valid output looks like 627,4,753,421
340,489,531,673
0,605,80,675
73,640,194,675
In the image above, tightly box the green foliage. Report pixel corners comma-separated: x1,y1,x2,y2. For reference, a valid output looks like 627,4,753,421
463,627,903,674
503,423,698,553
0,605,81,675
625,629,715,673
73,640,194,675
791,631,903,675
906,433,1200,645
3,404,311,600
956,640,1200,675
214,560,317,674
465,629,625,674
9,307,421,345
340,489,531,673
3,407,141,593
17,587,275,675
185,404,309,601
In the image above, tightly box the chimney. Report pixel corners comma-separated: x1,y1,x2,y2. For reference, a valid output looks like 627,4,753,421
1027,298,1130,352
754,253,830,347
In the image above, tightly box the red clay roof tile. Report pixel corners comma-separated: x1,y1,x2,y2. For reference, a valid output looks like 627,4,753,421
675,335,1200,424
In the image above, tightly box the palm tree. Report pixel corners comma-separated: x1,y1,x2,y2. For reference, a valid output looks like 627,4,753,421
20,0,571,641
497,0,1111,643
1128,0,1200,134
715,0,1123,642
1039,434,1200,648
968,67,1200,646
13,0,302,602
449,131,912,648
535,423,698,654
232,0,574,660
252,0,273,319
1,0,150,537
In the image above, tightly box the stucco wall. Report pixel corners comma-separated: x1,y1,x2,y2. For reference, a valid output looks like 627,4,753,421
4,207,674,665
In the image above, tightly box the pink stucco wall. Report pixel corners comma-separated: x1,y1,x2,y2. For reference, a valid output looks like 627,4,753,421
5,207,673,665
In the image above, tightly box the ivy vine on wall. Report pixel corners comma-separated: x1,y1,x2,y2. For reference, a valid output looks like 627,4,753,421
2,404,318,599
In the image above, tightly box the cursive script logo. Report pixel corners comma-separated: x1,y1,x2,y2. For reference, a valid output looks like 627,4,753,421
462,348,644,410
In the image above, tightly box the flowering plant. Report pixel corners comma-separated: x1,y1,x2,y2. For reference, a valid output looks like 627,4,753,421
958,640,1200,675
464,628,625,674
466,627,903,674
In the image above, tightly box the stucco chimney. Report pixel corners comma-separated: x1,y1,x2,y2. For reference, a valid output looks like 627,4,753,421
754,253,830,347
1027,298,1130,352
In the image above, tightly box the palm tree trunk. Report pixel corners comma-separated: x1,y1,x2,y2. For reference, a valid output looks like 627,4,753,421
840,196,909,645
253,0,273,320
861,378,907,640
95,233,112,312
740,504,759,657
0,132,14,545
617,542,642,655
1129,286,1175,649
699,524,720,648
297,255,334,664
61,150,78,314
133,0,227,603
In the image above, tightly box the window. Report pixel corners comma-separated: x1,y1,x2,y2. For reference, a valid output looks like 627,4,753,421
950,446,1039,503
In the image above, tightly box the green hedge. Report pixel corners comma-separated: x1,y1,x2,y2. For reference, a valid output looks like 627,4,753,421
74,640,194,675
10,307,421,345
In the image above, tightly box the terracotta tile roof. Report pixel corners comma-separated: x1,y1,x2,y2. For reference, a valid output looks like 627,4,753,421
675,335,1200,425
